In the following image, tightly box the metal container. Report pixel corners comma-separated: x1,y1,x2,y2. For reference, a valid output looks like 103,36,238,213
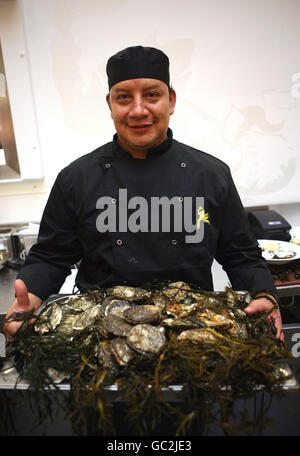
0,229,14,265
11,225,39,259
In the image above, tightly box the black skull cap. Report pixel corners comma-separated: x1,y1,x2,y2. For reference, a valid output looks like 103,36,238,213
106,45,170,90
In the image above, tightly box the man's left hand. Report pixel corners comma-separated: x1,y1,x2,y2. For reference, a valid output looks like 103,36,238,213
244,292,284,341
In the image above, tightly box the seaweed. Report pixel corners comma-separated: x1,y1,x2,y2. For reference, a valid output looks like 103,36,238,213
3,283,293,436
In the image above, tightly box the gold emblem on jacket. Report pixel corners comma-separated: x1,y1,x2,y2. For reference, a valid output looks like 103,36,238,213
196,206,210,229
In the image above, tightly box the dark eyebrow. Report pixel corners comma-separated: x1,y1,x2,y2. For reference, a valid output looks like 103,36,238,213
145,84,163,90
112,87,130,93
111,83,164,93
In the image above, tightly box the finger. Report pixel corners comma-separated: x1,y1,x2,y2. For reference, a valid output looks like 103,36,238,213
244,294,279,314
274,316,284,341
244,301,272,314
268,313,284,340
14,279,31,311
3,320,22,339
244,303,255,314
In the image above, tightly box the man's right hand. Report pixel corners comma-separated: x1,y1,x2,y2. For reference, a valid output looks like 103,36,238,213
3,279,42,340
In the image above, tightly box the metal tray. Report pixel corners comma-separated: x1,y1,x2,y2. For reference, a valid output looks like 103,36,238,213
1,291,299,395
0,361,298,398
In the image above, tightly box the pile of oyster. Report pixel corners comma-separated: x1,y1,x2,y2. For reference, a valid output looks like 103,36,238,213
34,282,249,376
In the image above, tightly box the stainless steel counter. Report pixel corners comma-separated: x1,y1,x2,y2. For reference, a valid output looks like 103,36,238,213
2,364,298,392
0,361,299,436
276,284,300,297
0,266,17,314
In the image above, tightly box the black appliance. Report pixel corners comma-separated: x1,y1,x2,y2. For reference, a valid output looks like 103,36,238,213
247,210,291,242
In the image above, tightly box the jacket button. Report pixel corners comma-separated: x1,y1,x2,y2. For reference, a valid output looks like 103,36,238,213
172,239,177,245
116,239,122,245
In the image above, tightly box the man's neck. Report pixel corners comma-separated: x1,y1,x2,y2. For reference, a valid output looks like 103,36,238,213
115,129,171,159
127,150,147,159
117,140,148,159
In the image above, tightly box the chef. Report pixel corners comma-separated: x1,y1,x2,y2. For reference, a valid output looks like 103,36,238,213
4,46,283,340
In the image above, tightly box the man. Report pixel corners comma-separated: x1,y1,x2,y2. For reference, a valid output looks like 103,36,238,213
4,46,283,340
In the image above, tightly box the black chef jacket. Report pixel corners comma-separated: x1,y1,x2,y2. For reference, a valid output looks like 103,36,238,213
18,129,276,300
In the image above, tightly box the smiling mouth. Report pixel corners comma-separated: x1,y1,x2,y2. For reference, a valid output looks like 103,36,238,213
128,124,154,135
129,124,153,129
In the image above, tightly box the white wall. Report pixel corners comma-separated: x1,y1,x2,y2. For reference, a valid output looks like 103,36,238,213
0,0,300,225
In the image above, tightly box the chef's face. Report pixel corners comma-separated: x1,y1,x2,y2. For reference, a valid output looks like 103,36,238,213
107,78,176,156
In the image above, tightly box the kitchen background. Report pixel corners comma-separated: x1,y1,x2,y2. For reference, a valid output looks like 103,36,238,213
0,0,300,297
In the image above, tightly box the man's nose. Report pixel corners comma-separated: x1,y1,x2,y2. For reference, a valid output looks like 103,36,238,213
129,96,149,117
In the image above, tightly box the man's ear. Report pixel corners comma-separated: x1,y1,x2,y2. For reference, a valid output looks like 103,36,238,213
169,88,176,116
106,93,111,111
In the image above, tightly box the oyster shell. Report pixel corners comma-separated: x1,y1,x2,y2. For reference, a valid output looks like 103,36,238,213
107,286,151,302
177,328,223,343
165,300,199,319
203,296,223,306
72,305,102,331
35,303,62,334
161,282,205,318
96,341,117,369
227,320,248,339
56,314,77,334
274,250,296,259
47,368,68,383
194,308,233,328
127,324,166,356
162,281,191,301
100,297,132,318
63,296,94,313
111,338,134,366
161,318,198,329
225,287,243,308
122,305,162,325
218,308,248,339
95,320,111,339
149,293,169,310
102,314,132,336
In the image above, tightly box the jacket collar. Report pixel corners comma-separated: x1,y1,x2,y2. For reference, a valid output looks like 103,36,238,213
112,128,173,159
